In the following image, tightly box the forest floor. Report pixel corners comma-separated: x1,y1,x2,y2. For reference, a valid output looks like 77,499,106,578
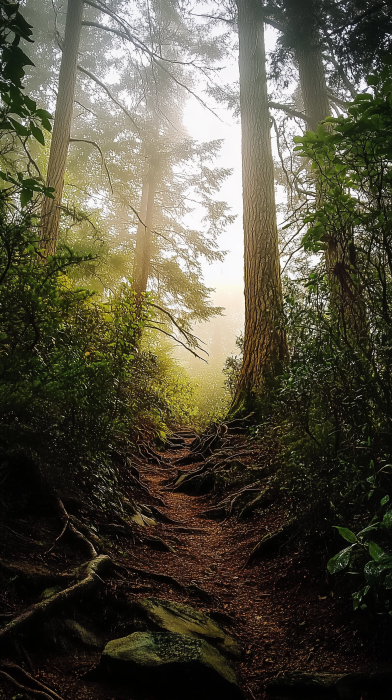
0,433,391,700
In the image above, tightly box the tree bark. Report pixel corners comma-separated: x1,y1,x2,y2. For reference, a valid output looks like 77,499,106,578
282,0,367,341
132,162,157,297
232,0,287,412
282,0,330,132
40,0,84,256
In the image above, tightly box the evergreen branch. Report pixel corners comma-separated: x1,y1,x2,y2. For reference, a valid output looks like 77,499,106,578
127,203,171,243
269,101,310,123
81,21,206,69
83,0,223,122
324,48,357,99
76,65,141,133
150,302,208,352
326,91,350,108
188,12,235,24
69,138,113,193
339,2,389,30
145,326,208,362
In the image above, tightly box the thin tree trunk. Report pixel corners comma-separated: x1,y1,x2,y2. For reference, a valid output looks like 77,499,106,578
132,164,157,297
232,0,287,412
40,0,84,256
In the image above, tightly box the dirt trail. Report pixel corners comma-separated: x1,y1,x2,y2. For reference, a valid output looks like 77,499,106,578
0,436,388,700
119,439,385,699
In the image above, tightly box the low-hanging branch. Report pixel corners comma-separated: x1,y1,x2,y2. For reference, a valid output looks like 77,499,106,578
77,65,141,133
323,46,357,99
150,302,208,352
69,138,113,193
268,101,310,123
326,91,350,108
145,325,208,362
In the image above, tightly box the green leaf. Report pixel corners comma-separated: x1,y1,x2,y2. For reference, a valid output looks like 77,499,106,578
382,510,392,531
381,495,390,506
327,546,353,574
357,524,379,540
334,526,357,543
368,541,392,563
8,117,29,136
35,108,52,120
20,188,33,208
40,117,52,132
352,585,370,611
30,123,45,146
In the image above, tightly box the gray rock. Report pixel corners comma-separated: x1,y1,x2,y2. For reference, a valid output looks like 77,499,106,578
266,671,392,700
133,596,241,658
101,630,242,699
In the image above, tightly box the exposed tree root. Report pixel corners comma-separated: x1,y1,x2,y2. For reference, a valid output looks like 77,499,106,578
0,668,52,699
0,555,111,647
0,662,64,700
113,562,216,602
142,535,176,553
56,500,97,559
115,563,185,591
0,560,71,588
244,520,298,568
147,505,183,524
172,452,205,467
201,482,262,521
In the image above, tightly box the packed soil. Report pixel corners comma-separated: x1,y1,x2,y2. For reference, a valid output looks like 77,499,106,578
0,434,391,700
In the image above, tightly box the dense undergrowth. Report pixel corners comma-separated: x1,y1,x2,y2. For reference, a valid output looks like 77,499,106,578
223,63,392,617
0,2,200,514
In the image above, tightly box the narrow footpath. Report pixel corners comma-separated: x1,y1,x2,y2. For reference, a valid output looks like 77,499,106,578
0,432,388,700
97,434,385,699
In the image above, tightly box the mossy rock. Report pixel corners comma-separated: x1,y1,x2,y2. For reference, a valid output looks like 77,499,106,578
132,597,241,659
101,631,242,700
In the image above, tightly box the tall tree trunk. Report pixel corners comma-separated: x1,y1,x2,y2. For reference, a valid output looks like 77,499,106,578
283,0,367,341
282,0,330,133
40,0,84,256
232,0,287,412
132,163,157,297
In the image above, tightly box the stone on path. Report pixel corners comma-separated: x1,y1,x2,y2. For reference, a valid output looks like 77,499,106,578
101,630,242,699
133,596,241,658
